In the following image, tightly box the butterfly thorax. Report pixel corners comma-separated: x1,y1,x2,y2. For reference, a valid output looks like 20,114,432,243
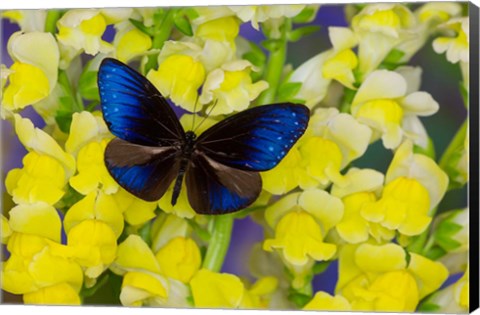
183,131,197,157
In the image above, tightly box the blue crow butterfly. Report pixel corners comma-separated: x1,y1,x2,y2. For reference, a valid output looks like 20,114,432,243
98,58,309,215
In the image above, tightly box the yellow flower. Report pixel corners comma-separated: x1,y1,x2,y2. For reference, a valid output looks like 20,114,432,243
352,70,439,149
23,283,81,305
3,239,83,296
336,243,448,312
263,189,342,288
158,183,196,219
57,9,113,56
69,139,119,195
7,203,62,242
115,28,152,63
423,266,468,313
156,237,201,283
64,191,124,238
113,188,158,227
229,5,305,30
200,60,268,115
433,17,469,64
147,54,206,112
6,152,66,205
2,32,59,113
65,111,111,156
322,27,359,89
304,292,352,311
111,235,169,306
150,214,191,253
1,214,12,244
67,219,118,279
190,269,278,309
2,10,47,32
351,4,416,79
13,114,76,177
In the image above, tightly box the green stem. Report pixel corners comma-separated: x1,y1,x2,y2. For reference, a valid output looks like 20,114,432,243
256,19,291,105
143,9,176,75
439,119,468,170
44,10,62,34
202,214,234,272
58,70,83,111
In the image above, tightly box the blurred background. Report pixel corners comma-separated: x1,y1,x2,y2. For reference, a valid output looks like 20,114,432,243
1,3,468,305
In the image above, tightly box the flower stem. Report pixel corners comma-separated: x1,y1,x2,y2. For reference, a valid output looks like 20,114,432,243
202,214,234,272
143,9,175,75
44,10,62,34
439,119,467,170
256,19,292,105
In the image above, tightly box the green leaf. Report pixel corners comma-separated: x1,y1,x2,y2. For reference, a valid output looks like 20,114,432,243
413,137,436,160
288,291,311,308
312,261,331,274
287,25,320,42
459,82,468,108
183,8,199,20
129,18,154,37
173,13,193,36
292,7,316,24
436,220,463,236
139,221,152,247
380,49,406,70
277,82,302,102
81,272,110,298
417,302,441,312
425,246,447,260
261,39,282,51
78,71,100,101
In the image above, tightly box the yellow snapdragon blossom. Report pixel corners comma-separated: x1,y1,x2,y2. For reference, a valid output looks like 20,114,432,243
111,235,169,306
147,54,206,112
2,32,59,113
322,27,359,89
424,266,468,312
433,17,469,64
262,108,371,194
351,4,416,79
57,9,113,56
114,27,152,63
150,214,191,252
229,5,305,30
351,70,439,149
200,60,268,115
156,237,201,283
263,189,342,288
2,10,47,32
190,269,278,309
113,188,158,227
336,243,448,312
303,291,352,311
360,141,447,238
6,152,66,205
330,168,394,243
1,214,12,244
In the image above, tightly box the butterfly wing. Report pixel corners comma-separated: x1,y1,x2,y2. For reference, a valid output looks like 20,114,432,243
105,139,180,201
195,103,310,172
186,153,261,215
98,58,185,146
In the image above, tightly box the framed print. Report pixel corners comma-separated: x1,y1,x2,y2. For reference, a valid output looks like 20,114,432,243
1,2,478,313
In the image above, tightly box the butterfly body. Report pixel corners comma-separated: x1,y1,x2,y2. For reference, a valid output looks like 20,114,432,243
98,58,310,215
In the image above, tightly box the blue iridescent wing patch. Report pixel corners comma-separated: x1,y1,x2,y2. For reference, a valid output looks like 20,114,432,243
195,104,310,171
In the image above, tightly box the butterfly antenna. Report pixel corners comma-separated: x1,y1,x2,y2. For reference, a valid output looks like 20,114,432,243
191,94,200,131
193,99,219,133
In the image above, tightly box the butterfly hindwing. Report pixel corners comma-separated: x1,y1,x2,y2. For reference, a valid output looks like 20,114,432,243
195,104,309,172
105,138,180,201
98,58,185,147
186,153,262,215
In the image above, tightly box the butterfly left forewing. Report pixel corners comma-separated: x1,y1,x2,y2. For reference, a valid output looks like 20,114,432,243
186,153,261,215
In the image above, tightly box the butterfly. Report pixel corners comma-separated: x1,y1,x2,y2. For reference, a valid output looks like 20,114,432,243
98,58,310,215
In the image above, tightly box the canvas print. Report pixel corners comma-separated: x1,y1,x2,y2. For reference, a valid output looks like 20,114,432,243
0,2,473,313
